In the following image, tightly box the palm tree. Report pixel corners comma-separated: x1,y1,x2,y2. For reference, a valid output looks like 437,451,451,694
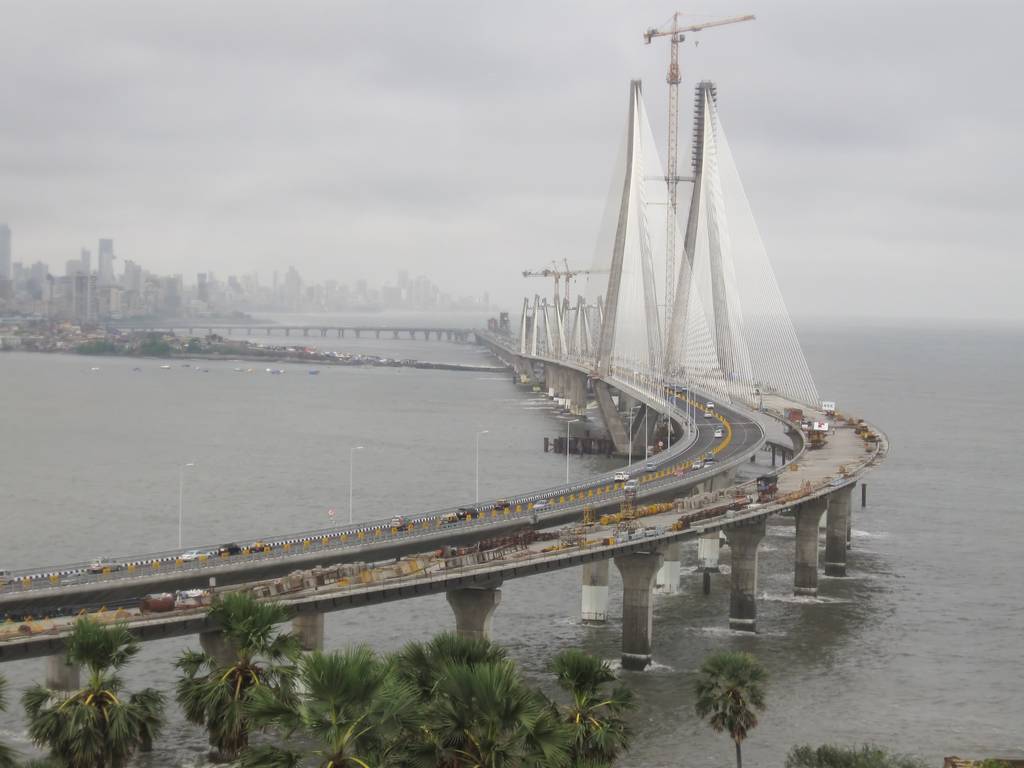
549,649,634,767
391,631,508,700
693,651,767,768
426,659,571,768
176,592,299,762
0,674,19,768
391,632,571,767
241,646,422,768
22,618,165,768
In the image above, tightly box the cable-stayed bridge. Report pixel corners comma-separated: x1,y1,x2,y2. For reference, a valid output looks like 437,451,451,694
514,80,819,421
1,80,887,678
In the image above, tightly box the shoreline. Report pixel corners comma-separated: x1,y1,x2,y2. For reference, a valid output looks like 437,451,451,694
1,347,509,374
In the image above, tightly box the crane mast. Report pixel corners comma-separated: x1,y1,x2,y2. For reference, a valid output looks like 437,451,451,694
644,12,754,350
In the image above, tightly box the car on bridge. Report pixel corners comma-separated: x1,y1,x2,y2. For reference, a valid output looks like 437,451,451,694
180,550,207,562
533,500,549,511
704,411,716,419
249,541,273,553
613,471,630,482
456,507,476,520
87,558,123,574
218,543,243,557
692,460,703,470
493,499,511,512
714,427,724,438
644,461,657,472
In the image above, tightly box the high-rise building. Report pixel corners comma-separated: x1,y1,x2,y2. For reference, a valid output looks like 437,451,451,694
97,238,115,286
73,272,97,323
80,248,91,276
0,224,11,281
121,260,142,292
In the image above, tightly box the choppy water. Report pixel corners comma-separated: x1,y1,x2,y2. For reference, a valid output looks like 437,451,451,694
1,316,1021,765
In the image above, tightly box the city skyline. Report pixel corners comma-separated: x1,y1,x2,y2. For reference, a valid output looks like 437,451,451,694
2,2,1022,322
0,226,490,322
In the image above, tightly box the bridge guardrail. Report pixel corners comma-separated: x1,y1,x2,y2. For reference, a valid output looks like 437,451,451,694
0,385,758,595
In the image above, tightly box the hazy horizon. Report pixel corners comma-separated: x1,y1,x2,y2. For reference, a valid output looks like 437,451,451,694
2,0,1021,321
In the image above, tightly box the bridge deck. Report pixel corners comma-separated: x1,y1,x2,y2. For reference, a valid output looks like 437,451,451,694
0,397,884,660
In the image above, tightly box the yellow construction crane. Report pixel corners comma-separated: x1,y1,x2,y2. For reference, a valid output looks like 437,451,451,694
522,261,608,305
644,12,754,336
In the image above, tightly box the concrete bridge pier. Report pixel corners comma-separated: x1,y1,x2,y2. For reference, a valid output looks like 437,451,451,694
697,531,721,571
655,542,681,594
293,612,325,651
46,654,80,691
709,467,737,492
593,380,630,455
794,497,828,596
824,485,854,576
568,370,588,416
446,585,502,640
581,560,610,622
614,550,664,670
200,630,237,667
725,519,766,632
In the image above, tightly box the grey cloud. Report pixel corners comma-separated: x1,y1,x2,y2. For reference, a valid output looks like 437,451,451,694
1,0,1022,320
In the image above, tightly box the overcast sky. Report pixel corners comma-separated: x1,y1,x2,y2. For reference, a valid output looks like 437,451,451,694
1,1,1021,321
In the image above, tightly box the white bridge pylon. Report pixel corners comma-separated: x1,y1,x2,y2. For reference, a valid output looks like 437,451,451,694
520,79,819,409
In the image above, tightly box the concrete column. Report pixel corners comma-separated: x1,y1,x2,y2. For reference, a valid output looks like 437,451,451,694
709,468,736,492
697,531,721,571
46,654,80,691
725,519,766,632
293,612,325,652
200,630,237,667
824,485,853,577
446,586,502,640
581,559,610,623
614,550,664,670
655,542,681,594
794,497,828,596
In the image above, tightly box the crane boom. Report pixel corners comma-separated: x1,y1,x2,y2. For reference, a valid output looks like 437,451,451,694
643,11,754,358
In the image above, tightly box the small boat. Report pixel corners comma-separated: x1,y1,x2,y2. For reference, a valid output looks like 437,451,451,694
132,367,142,372
89,367,100,371
159,364,171,370
308,369,320,375
181,363,190,368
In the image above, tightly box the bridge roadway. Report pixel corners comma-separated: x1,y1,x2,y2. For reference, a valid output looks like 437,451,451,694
0,389,768,618
1,404,887,672
109,323,476,342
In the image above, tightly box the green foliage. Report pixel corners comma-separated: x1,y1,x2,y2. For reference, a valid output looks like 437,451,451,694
175,592,299,762
0,675,18,768
185,338,202,352
549,649,634,768
137,335,172,356
21,618,165,768
391,632,574,767
75,340,119,355
785,744,929,768
977,761,1013,768
241,646,421,768
694,651,768,768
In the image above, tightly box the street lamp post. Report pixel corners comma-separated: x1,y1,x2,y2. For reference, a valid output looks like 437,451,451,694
566,419,579,483
349,446,364,524
178,462,195,549
476,430,490,502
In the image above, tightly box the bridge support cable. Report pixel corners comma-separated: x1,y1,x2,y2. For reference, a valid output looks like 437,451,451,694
664,83,819,408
